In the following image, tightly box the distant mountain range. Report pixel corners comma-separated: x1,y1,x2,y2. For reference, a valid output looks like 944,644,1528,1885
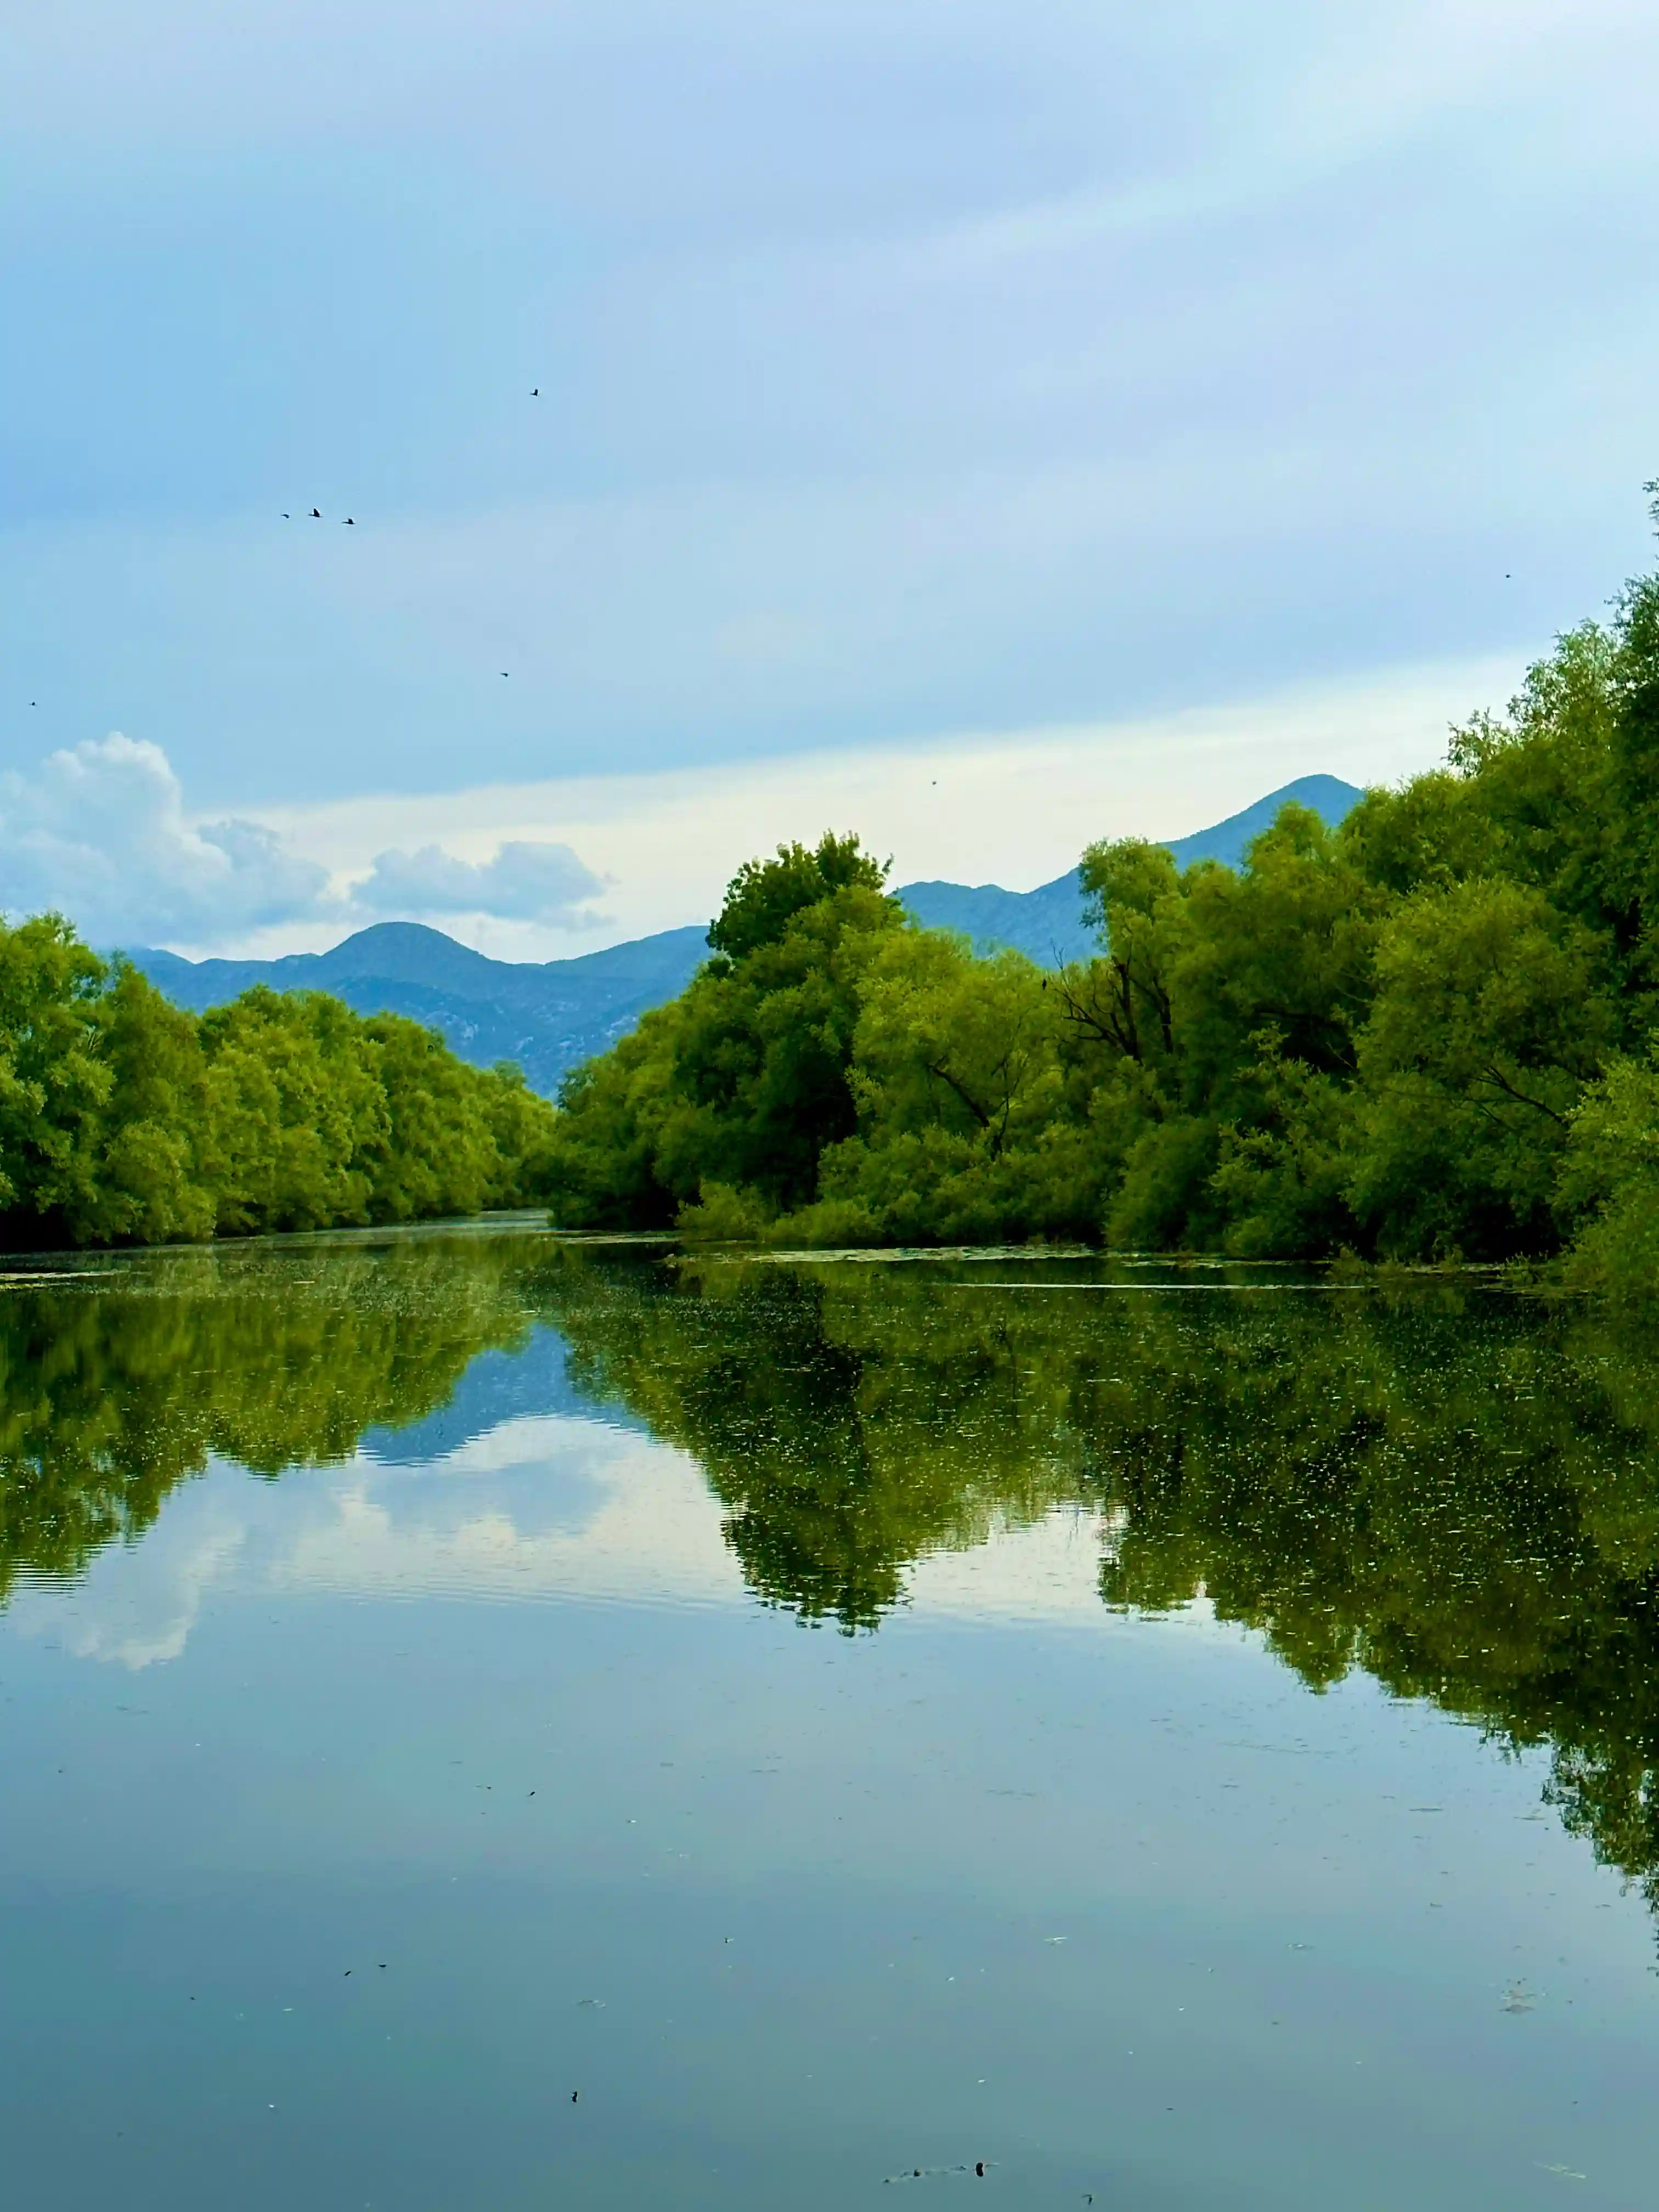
133,920,712,1100
131,774,1362,1096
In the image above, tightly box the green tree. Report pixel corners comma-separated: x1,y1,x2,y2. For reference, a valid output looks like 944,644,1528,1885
548,833,904,1229
546,487,1659,1279
1558,1045,1659,1295
70,962,217,1245
777,929,1097,1245
199,988,387,1233
0,917,557,1250
1346,878,1619,1256
0,915,112,1236
707,831,889,961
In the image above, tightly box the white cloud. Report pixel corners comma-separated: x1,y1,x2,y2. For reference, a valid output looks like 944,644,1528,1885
0,732,619,952
352,839,607,926
0,733,331,947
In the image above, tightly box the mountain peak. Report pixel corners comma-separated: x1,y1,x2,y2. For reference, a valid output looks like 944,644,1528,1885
309,921,515,992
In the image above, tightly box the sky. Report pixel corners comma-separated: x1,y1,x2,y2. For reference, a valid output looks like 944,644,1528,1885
2,0,1656,956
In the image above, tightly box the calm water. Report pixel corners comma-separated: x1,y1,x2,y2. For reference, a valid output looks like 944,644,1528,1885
4,1227,1659,2209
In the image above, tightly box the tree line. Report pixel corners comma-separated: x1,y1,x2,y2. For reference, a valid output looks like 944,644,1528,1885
548,496,1659,1289
0,928,557,1247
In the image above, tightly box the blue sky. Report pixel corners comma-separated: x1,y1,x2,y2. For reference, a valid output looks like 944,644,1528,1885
2,1,1656,951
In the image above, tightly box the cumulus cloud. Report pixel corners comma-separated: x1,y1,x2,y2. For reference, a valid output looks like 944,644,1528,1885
351,839,607,926
0,733,330,947
0,735,611,951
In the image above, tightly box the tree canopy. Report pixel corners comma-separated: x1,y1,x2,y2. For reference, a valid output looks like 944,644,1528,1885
0,932,557,1249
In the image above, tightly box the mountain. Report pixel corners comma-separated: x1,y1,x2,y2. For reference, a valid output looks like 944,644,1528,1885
900,774,1363,963
129,774,1363,1094
133,921,712,1098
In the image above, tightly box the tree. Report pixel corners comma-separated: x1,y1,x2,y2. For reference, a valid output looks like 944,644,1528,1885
71,962,216,1245
200,989,387,1233
0,915,111,1236
1558,1045,1659,1296
775,929,1098,1246
1347,878,1618,1257
707,832,889,962
548,833,904,1227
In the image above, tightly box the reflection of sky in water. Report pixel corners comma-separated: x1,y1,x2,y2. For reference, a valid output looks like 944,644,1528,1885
6,1263,1659,2209
7,1414,732,1669
9,1397,1138,1671
358,1324,653,1466
7,1305,1158,1669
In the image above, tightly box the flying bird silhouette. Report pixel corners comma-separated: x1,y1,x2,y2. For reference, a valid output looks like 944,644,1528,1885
311,508,321,518
531,387,540,397
342,517,355,525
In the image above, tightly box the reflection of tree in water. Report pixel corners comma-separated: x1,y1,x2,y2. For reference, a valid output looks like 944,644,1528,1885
1080,1286,1659,1918
540,1250,1659,1915
10,1232,1659,1922
0,1235,541,1605
551,1262,919,1628
547,1252,1086,1631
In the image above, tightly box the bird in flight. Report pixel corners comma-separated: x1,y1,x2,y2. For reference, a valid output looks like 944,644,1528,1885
342,516,356,526
501,670,510,678
281,512,290,519
311,508,322,518
531,387,540,397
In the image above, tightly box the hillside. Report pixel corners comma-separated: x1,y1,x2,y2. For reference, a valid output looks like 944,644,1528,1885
136,922,712,1098
900,774,1362,962
131,775,1363,1093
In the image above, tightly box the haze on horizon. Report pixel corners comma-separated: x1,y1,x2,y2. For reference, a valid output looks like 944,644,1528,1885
2,0,1656,957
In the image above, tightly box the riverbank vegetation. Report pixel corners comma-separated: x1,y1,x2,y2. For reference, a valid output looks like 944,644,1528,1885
549,498,1659,1290
0,936,557,1247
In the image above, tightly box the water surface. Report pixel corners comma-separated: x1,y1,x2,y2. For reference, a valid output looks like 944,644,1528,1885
3,1229,1658,2208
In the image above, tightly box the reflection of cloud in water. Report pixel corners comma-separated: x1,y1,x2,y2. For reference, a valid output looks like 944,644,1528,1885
9,1503,252,1671
5,1408,1178,1671
7,1413,744,1668
275,1415,742,1610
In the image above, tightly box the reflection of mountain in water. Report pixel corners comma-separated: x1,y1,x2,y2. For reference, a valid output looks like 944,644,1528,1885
359,1323,648,1466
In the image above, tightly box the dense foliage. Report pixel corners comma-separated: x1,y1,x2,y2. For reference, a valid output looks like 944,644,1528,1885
0,929,557,1247
547,506,1659,1288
